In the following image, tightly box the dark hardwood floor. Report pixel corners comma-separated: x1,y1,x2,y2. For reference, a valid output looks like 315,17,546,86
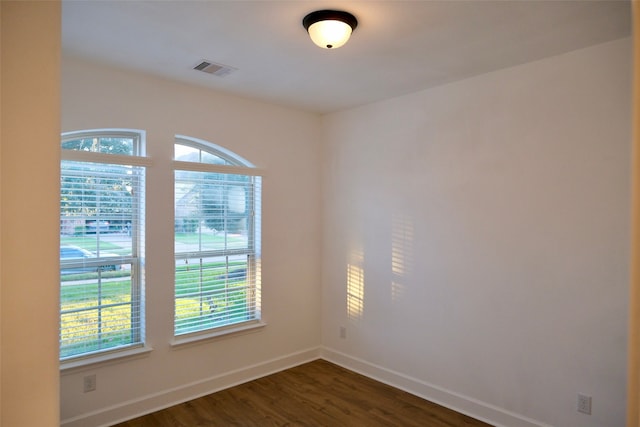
113,359,493,426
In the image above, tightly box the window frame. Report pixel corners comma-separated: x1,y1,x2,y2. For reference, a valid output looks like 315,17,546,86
59,129,150,365
173,136,263,342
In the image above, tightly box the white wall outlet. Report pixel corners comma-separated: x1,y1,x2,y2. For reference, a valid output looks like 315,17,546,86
577,393,592,415
339,326,347,339
83,374,97,393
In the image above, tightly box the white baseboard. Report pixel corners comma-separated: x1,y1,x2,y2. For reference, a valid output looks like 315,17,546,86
320,346,552,427
62,345,550,427
61,347,322,427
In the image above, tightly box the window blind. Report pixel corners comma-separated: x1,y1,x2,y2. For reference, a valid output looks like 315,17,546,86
60,159,145,359
174,145,261,337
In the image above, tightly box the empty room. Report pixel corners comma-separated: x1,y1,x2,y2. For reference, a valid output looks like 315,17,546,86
1,1,637,426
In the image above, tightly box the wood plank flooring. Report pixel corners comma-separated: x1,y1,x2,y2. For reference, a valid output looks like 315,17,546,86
113,359,493,426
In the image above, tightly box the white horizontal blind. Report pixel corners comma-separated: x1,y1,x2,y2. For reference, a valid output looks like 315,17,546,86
60,156,145,359
174,142,261,336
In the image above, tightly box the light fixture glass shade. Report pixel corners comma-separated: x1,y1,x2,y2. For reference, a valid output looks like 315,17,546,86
307,19,353,49
303,10,358,49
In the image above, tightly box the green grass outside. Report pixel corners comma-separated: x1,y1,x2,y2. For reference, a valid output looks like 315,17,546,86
175,232,247,249
60,261,251,358
62,232,247,253
60,236,123,252
61,269,129,282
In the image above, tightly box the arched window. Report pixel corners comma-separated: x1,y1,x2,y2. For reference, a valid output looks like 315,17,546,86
174,136,262,337
60,129,148,360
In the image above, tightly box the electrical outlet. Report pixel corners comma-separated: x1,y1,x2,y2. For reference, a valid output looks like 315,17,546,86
339,326,347,339
577,393,591,415
83,374,97,393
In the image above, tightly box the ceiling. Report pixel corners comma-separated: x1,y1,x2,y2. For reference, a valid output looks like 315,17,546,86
62,1,631,114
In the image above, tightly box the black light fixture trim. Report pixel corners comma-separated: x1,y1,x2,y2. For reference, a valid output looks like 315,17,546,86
302,10,358,33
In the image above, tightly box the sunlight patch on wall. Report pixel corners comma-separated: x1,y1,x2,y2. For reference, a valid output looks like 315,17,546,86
254,257,262,318
391,212,414,302
347,248,365,320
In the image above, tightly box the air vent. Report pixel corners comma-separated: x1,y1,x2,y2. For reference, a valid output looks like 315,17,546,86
192,60,237,77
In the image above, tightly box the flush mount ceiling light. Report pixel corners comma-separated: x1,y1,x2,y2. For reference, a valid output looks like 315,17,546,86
302,10,358,49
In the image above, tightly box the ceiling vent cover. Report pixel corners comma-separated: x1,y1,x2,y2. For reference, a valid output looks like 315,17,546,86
193,60,237,77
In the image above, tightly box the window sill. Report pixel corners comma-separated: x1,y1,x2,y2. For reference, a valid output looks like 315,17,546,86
171,321,266,348
60,345,153,374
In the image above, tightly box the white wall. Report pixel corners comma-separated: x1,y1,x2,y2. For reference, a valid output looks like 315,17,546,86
1,2,61,426
321,38,631,427
60,58,323,425
62,37,632,427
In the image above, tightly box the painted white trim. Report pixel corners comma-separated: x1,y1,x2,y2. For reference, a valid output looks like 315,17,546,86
61,346,551,427
170,321,266,347
172,159,265,176
62,150,153,167
60,345,153,374
320,347,552,427
60,347,322,427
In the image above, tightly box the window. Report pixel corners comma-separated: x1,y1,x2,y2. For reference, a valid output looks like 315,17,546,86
60,130,147,360
174,136,261,337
